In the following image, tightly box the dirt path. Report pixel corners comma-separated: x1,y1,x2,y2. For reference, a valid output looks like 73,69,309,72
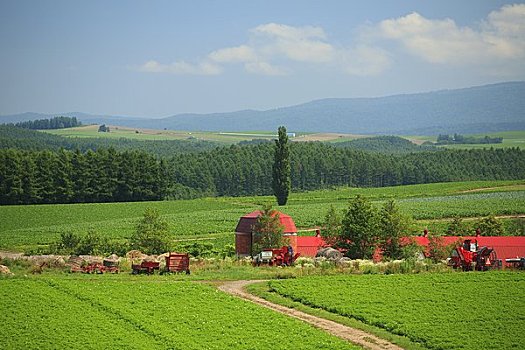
218,280,403,350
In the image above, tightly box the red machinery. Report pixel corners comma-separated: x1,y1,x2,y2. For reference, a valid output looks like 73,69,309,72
253,246,300,267
132,260,160,275
162,253,190,274
448,239,499,271
71,259,119,274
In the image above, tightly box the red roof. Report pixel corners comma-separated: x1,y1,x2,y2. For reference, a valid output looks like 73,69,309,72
296,236,326,257
235,210,297,234
412,236,525,260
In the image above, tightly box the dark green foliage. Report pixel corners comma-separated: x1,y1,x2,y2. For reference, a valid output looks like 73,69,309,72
130,208,170,254
335,136,436,154
474,215,505,236
98,124,110,133
340,195,380,259
446,217,469,236
379,200,412,260
51,230,125,256
11,116,81,130
436,133,503,145
251,205,285,255
322,205,342,246
272,126,291,205
1,124,525,205
0,148,167,204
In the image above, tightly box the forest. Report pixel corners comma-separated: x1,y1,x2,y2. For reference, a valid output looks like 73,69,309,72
1,137,524,205
8,116,82,130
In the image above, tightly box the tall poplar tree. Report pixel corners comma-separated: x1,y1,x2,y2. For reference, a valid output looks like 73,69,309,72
272,126,291,205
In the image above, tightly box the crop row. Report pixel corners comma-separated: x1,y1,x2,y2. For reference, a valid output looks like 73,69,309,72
268,272,525,350
1,181,523,251
1,277,358,350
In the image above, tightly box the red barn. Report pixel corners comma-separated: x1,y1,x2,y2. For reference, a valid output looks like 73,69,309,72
235,210,298,257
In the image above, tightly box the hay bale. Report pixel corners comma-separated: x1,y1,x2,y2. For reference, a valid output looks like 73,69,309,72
106,253,120,261
315,247,343,260
0,265,13,275
126,250,146,260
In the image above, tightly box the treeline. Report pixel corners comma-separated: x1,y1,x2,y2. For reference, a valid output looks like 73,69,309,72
0,148,168,204
334,136,436,154
1,143,524,205
11,116,81,130
0,124,218,157
436,133,503,145
169,142,525,197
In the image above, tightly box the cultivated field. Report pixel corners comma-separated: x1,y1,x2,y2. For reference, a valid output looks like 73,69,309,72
0,277,358,350
267,272,525,350
1,180,524,252
44,125,370,143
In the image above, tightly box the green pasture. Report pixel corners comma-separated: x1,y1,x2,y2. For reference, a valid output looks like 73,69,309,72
1,180,524,252
408,130,525,149
267,272,525,350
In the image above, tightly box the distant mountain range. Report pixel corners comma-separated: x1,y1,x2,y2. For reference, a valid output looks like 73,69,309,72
1,82,524,135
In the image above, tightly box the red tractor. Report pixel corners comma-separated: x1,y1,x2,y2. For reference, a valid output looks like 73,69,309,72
253,246,300,267
448,239,499,271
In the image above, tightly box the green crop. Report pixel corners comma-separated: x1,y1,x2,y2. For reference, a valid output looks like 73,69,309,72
1,180,523,251
0,277,358,349
269,272,525,350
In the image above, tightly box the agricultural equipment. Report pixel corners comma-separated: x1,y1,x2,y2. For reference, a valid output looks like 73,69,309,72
253,246,300,267
505,257,525,269
132,260,160,275
162,253,190,274
70,258,119,274
448,239,499,271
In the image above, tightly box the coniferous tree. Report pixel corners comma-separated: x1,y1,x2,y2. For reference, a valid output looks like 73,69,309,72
340,195,380,259
272,126,291,205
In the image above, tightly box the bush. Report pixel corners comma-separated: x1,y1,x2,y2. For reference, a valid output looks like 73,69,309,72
130,208,170,255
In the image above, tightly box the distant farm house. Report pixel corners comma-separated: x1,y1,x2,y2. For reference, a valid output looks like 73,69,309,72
234,210,324,257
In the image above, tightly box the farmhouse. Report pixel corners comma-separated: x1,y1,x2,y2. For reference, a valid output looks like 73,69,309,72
235,210,298,257
235,210,330,257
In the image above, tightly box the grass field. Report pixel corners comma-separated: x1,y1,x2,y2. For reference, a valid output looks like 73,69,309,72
267,272,525,350
0,180,524,252
0,276,357,350
408,130,525,149
44,125,370,143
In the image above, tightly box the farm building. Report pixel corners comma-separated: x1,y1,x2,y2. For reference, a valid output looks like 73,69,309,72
235,210,298,257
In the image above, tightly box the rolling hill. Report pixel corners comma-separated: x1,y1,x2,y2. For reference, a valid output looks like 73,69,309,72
1,82,524,134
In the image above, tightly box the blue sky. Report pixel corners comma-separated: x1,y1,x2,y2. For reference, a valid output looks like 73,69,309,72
1,0,524,117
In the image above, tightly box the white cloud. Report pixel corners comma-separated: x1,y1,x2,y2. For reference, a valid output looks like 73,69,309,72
208,45,257,63
244,61,288,76
137,60,222,75
135,4,524,78
375,4,525,64
252,23,336,63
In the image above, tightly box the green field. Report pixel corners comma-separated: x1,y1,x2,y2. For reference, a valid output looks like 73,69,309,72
1,180,524,251
408,130,525,149
0,276,357,350
267,272,525,350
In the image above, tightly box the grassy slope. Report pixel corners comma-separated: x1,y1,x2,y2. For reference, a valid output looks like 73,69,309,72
0,180,524,251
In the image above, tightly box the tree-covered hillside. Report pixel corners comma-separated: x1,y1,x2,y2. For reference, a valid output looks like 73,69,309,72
1,142,524,205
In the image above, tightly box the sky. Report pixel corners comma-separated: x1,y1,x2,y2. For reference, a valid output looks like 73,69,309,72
1,0,524,117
